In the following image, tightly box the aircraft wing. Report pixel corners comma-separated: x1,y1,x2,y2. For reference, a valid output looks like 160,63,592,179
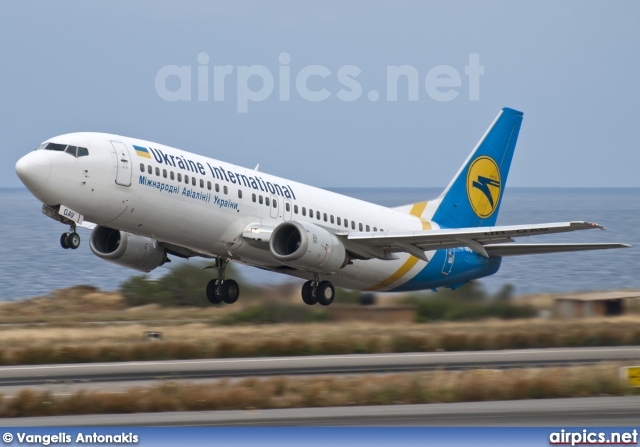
342,221,629,260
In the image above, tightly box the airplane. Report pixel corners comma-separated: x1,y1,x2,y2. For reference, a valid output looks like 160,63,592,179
14,107,629,306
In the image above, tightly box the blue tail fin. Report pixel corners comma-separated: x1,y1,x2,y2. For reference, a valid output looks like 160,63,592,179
431,107,523,228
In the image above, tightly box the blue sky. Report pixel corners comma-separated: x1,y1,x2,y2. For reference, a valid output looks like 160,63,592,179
2,1,639,188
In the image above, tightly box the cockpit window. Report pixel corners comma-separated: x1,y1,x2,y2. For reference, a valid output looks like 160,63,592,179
45,143,67,151
40,142,89,158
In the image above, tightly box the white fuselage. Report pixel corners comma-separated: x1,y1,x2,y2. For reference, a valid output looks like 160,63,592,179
19,132,444,292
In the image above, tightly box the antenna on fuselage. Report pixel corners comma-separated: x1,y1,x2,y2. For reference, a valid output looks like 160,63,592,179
254,163,260,171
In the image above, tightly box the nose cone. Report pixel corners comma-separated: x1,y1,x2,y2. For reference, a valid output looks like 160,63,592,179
15,151,51,193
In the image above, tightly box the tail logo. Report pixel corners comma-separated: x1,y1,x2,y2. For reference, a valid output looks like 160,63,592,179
466,156,501,218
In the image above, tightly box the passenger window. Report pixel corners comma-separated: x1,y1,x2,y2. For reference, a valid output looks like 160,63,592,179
323,213,327,222
294,204,298,214
337,217,341,226
192,177,196,186
207,181,211,190
273,200,277,208
302,207,306,216
200,179,204,188
316,211,320,220
366,225,370,232
330,215,334,224
163,169,167,179
252,193,256,202
140,163,145,172
185,175,189,184
170,171,175,180
373,227,378,232
238,190,242,199
155,167,160,176
309,209,313,217
223,185,228,195
215,184,220,193
259,195,263,204
265,197,270,206
77,147,89,157
344,219,349,228
177,173,182,182
286,203,290,212
147,165,152,174
351,221,356,230
359,223,363,231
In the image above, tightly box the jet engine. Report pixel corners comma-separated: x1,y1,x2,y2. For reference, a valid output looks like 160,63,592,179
269,221,349,273
89,225,167,272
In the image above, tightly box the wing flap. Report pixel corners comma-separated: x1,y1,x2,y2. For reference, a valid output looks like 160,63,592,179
484,243,631,257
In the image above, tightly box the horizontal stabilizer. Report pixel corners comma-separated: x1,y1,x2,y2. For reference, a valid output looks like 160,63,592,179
484,243,631,257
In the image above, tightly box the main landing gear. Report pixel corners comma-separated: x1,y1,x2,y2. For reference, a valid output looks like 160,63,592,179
60,224,80,250
206,258,240,305
301,274,335,306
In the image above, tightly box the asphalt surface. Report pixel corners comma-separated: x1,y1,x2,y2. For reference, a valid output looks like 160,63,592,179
0,346,638,387
1,396,639,426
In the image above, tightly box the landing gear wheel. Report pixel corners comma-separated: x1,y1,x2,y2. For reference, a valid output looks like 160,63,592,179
219,279,240,304
206,279,223,304
316,281,335,306
301,280,317,305
60,233,70,249
65,232,81,249
205,259,240,305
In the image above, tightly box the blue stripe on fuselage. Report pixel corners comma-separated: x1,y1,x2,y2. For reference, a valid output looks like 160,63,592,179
388,249,502,292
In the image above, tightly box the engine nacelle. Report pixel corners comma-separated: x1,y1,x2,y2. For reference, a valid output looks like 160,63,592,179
89,225,166,272
270,221,348,274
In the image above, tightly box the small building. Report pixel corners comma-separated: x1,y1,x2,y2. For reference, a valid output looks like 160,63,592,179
554,291,640,319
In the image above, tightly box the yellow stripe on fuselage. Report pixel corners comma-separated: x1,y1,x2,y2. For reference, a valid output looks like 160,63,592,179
364,201,430,291
363,255,420,291
410,201,427,217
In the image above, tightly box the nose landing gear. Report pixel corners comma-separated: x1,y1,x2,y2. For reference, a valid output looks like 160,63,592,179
41,205,82,250
60,224,80,250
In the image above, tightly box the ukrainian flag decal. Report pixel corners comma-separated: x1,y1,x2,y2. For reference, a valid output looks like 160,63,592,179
466,156,501,218
133,145,152,159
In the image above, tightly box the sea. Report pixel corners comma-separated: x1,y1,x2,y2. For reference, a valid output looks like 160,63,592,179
0,187,638,301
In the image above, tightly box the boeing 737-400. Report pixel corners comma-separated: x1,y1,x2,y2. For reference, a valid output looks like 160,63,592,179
15,108,629,305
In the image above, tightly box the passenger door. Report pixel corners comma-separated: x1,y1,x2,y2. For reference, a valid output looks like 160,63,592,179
111,141,132,187
441,248,455,276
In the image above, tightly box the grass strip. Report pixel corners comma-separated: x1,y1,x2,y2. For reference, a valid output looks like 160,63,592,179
2,321,640,365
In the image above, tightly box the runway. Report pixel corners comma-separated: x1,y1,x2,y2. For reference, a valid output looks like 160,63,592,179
0,346,638,388
0,348,638,426
1,396,639,426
